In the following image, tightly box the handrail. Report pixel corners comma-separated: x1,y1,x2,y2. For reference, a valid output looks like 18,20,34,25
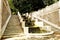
18,12,25,28
33,16,60,30
29,1,60,31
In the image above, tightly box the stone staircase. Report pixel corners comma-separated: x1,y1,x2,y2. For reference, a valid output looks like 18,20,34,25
1,13,60,40
1,1,60,40
1,15,23,39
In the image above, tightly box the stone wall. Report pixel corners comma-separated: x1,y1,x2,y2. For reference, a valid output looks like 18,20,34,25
2,0,10,28
0,0,11,38
0,0,2,38
43,9,59,26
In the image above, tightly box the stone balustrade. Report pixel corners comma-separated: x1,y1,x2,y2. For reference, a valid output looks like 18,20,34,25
29,1,60,29
0,0,11,39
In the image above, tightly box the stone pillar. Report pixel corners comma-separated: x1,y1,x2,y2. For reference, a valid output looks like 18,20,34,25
24,27,29,35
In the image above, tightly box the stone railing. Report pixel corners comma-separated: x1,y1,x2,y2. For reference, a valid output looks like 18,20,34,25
0,0,11,38
18,12,54,38
29,1,60,30
17,1,60,38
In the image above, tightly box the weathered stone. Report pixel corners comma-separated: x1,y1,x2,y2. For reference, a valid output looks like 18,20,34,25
0,0,11,39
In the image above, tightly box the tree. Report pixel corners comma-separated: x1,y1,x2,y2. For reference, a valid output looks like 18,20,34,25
8,0,18,14
13,0,46,14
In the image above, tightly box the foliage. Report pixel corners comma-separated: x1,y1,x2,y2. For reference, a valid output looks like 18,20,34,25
8,0,17,14
8,0,59,14
13,0,46,14
43,0,59,6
